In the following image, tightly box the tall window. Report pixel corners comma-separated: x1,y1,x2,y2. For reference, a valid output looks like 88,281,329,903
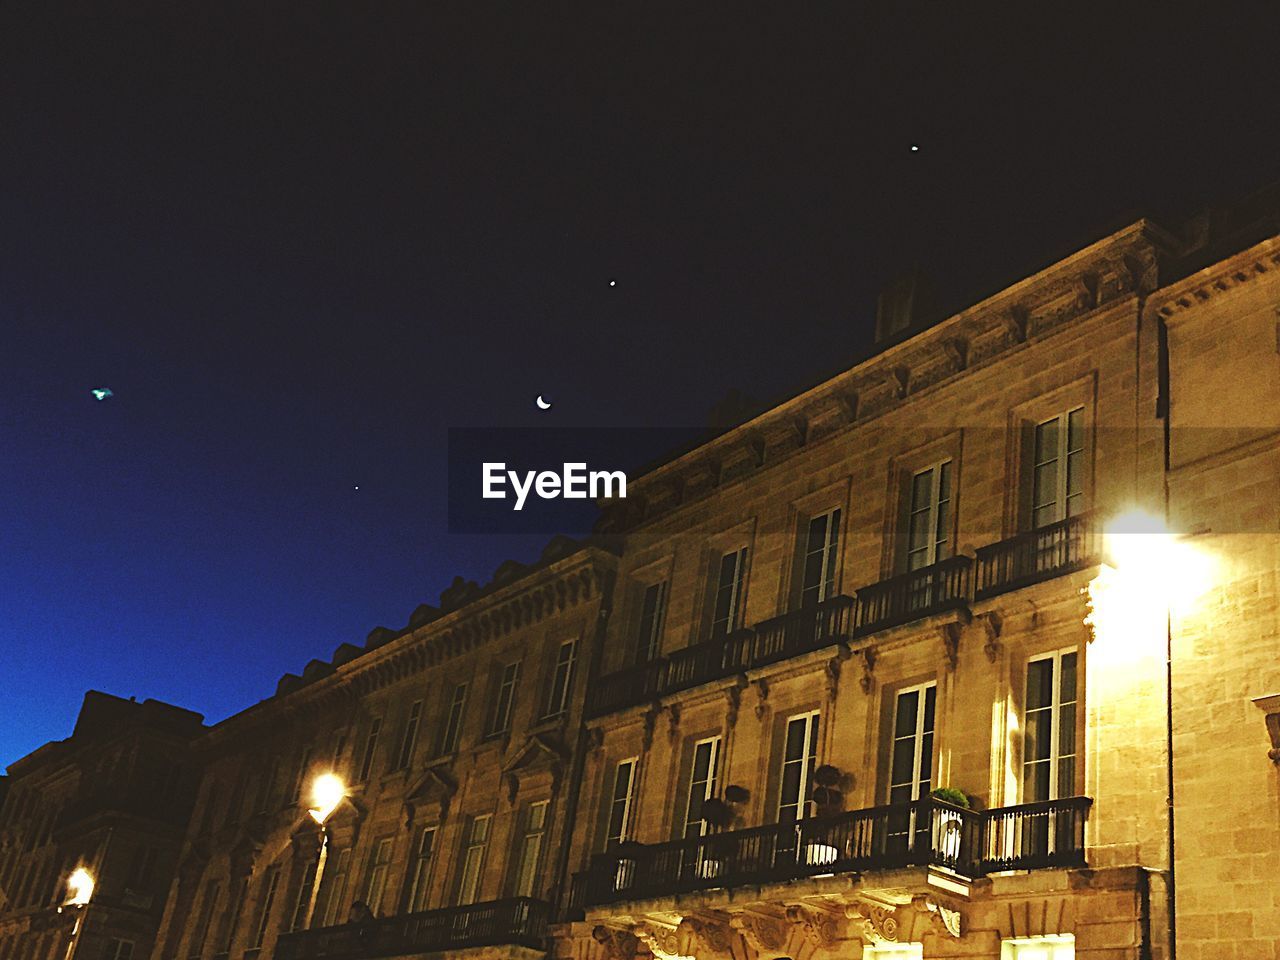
358,718,382,782
800,510,841,606
889,683,936,805
711,548,749,636
188,880,220,959
457,815,491,905
1032,408,1085,528
288,860,317,932
636,581,668,662
439,683,467,755
290,745,314,803
252,866,281,949
106,941,135,960
605,759,637,848
683,736,722,838
778,712,820,823
513,800,549,897
488,661,521,736
907,461,952,571
1024,649,1078,801
396,701,423,771
407,827,436,913
320,849,351,927
365,838,394,915
219,876,248,953
544,641,577,718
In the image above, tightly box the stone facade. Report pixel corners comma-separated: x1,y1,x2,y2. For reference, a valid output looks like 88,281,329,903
4,202,1280,960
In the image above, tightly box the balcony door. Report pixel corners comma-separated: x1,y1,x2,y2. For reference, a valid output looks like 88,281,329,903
799,510,841,607
777,711,820,866
887,682,936,857
682,736,722,883
1022,649,1079,859
710,548,748,637
905,461,952,613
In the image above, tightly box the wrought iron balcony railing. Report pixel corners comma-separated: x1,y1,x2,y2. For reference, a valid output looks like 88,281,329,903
974,513,1098,600
587,520,1101,719
273,897,551,960
574,796,1091,909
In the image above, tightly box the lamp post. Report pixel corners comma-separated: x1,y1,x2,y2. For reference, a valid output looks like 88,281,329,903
303,772,346,930
60,867,95,960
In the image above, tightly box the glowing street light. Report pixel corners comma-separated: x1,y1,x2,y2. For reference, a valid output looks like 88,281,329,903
64,867,94,907
308,772,346,825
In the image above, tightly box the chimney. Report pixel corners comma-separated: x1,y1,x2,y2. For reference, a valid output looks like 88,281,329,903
875,267,934,343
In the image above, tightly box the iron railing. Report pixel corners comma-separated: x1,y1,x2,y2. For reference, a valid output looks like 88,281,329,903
574,796,1089,908
975,514,1098,600
753,594,857,666
273,897,551,960
853,556,972,635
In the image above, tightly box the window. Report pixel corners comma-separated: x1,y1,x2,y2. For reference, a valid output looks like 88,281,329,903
864,945,923,959
906,461,952,571
127,844,158,890
365,838,393,915
331,728,348,769
488,661,521,736
1024,649,1078,802
252,867,281,948
439,683,468,754
397,701,423,770
636,581,668,662
889,683,936,805
407,827,436,913
288,859,318,932
106,940,135,960
513,800,549,897
711,548,749,636
457,815,491,905
358,718,382,782
544,641,577,718
291,745,314,803
778,712,820,823
1002,935,1075,959
799,509,841,605
605,759,637,848
320,849,351,927
219,876,248,953
1032,407,1085,528
188,880,220,958
683,736,722,838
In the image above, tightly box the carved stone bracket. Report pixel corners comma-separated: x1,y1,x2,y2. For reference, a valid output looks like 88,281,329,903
846,896,962,944
725,676,747,730
730,911,790,955
641,704,660,752
666,703,682,745
939,622,962,671
860,647,877,693
1001,304,1030,343
677,914,736,959
591,924,639,960
888,366,911,399
753,676,770,720
825,643,852,699
784,903,841,949
943,336,969,371
634,921,692,960
979,610,1003,663
1253,694,1280,764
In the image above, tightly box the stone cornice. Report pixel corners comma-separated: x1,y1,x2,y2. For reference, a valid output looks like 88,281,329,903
604,221,1174,534
1150,233,1280,322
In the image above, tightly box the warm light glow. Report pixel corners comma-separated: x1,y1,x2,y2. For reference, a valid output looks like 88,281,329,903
65,867,94,906
1085,509,1215,655
308,772,346,824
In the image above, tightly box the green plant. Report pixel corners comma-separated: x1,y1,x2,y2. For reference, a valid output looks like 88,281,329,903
813,764,842,787
929,786,971,809
700,797,734,829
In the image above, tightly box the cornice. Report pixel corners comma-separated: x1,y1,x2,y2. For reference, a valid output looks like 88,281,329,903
1151,233,1280,322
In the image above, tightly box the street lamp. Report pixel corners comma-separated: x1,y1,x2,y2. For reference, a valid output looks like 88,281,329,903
303,772,346,930
60,867,95,960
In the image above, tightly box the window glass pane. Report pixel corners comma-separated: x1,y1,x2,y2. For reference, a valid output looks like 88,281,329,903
1035,418,1059,462
1026,658,1054,709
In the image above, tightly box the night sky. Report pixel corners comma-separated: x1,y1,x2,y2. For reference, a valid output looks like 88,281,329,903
3,5,1278,769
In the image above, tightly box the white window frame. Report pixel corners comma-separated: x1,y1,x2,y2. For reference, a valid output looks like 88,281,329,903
711,548,749,636
1002,934,1076,959
407,826,437,913
513,800,550,898
1023,647,1079,803
439,683,467,755
863,945,923,960
684,736,722,838
489,661,522,736
397,701,423,771
320,849,351,927
906,460,952,571
544,640,577,718
799,509,841,605
636,580,668,662
778,711,820,823
889,682,936,804
288,860,317,932
605,758,638,848
1031,407,1085,528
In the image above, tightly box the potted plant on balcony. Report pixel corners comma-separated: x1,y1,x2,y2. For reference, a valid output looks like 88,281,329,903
929,787,971,864
803,765,845,866
697,797,735,879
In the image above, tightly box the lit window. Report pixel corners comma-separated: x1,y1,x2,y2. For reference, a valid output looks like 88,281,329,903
1032,408,1086,528
800,509,841,605
457,815,491,905
863,944,922,959
1024,649,1078,802
684,736,722,838
907,461,952,570
1002,934,1076,959
778,711,820,823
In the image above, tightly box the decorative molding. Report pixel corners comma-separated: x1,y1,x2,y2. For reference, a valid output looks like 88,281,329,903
591,925,639,960
940,622,962,671
677,914,736,959
860,647,877,694
633,921,692,960
1253,694,1280,764
725,677,747,730
641,704,660,752
1001,304,1030,343
1154,240,1280,320
753,676,771,721
784,903,840,948
979,611,1003,663
846,896,962,944
666,704,682,745
730,912,789,954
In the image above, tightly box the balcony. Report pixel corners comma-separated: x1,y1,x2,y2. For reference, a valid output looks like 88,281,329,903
572,796,1091,909
975,513,1097,600
273,897,551,960
588,521,1102,719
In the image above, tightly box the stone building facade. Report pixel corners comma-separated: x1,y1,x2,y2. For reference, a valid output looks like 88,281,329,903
4,198,1280,960
0,691,206,960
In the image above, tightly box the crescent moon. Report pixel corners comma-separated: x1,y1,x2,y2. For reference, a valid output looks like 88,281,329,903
536,395,552,410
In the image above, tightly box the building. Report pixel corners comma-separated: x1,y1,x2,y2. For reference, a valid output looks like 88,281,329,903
147,536,616,960
8,194,1280,960
0,691,206,960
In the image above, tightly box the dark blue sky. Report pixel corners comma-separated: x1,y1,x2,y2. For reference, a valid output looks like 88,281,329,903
3,4,1278,769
